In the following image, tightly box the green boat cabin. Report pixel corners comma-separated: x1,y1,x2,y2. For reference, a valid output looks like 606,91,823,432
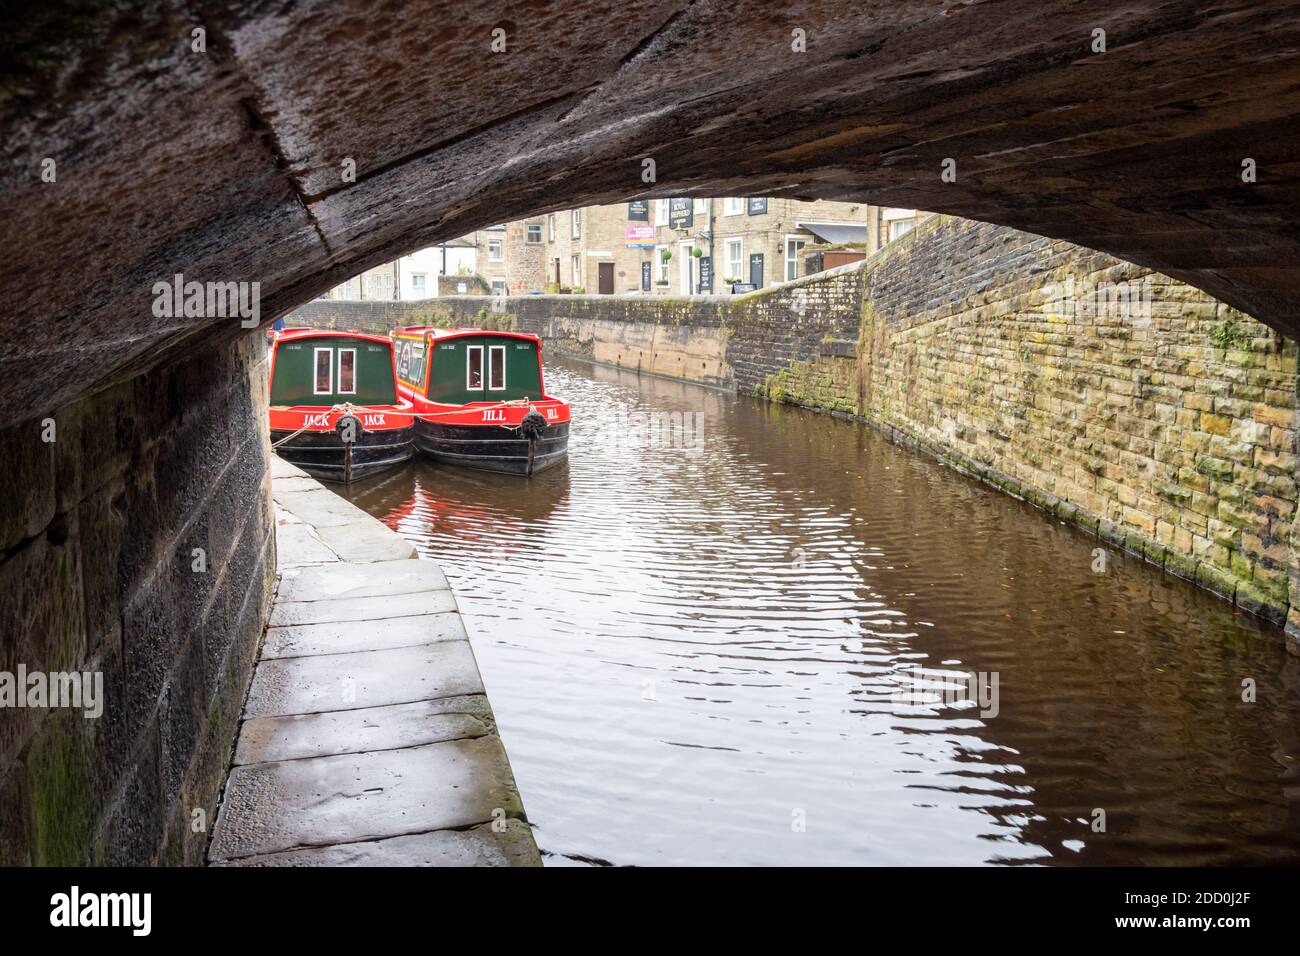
397,331,544,404
270,333,399,407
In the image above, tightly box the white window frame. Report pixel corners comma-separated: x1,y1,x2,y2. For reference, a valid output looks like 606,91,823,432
571,209,581,239
312,348,333,395
411,273,426,295
571,254,581,286
655,244,669,283
725,238,744,282
466,345,484,390
488,239,503,262
654,199,669,226
488,345,506,391
889,218,916,242
526,223,543,244
548,213,556,241
693,198,706,214
336,348,357,395
724,197,744,216
785,236,807,282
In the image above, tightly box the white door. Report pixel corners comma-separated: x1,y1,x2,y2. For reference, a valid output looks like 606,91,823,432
678,240,695,294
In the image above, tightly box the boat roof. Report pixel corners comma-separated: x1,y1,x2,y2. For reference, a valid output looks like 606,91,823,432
393,326,541,345
274,328,394,347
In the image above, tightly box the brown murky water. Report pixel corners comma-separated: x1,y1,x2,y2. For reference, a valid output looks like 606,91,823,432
342,355,1300,866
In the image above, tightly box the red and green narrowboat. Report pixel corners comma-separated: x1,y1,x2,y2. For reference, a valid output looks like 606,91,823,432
392,327,570,476
268,329,415,482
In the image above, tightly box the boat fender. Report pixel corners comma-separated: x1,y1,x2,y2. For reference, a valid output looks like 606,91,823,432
519,407,548,442
335,413,364,444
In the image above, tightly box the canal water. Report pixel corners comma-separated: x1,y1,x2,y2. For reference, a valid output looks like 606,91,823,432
343,356,1300,866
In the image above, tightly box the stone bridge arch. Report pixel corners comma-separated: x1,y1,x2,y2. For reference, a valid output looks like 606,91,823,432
3,0,1300,420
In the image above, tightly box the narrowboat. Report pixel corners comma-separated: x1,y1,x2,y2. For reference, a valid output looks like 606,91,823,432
268,329,415,482
392,326,570,476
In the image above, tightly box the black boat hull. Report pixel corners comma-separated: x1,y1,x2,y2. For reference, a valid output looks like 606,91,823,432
413,419,569,476
271,426,415,482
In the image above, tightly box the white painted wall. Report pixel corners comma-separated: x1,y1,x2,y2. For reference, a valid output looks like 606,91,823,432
398,245,477,299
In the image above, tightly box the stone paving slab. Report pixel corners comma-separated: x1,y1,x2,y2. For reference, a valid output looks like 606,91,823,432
244,641,485,718
277,558,450,602
262,612,468,659
212,820,541,867
209,736,524,862
268,589,458,627
234,696,493,765
275,518,340,568
209,456,540,866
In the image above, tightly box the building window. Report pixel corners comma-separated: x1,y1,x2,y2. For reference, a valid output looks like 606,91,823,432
337,349,356,394
785,238,807,281
724,197,744,216
466,346,484,390
726,238,743,283
313,348,332,395
488,239,503,261
655,245,669,284
491,279,506,297
488,345,506,391
548,213,556,241
889,218,915,241
411,273,427,295
693,198,706,214
526,223,543,244
571,255,581,286
654,199,669,226
571,209,581,239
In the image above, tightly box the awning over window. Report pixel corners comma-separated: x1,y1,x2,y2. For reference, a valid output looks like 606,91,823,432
798,221,868,245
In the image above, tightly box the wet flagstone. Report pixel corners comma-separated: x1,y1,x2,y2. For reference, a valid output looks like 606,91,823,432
208,456,538,867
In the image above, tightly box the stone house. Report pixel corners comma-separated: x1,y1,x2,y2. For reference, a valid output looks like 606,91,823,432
497,198,932,295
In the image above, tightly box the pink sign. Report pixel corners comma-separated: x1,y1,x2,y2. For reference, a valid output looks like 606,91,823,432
625,224,655,242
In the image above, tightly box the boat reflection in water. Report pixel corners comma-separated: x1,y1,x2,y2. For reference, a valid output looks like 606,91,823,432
339,455,572,549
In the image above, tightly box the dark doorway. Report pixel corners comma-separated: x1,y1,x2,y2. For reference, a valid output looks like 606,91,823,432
749,252,764,288
598,262,615,294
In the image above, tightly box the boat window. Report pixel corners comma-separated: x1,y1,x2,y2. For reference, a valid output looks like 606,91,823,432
313,348,332,395
466,345,483,389
337,349,356,394
397,340,411,380
488,345,506,390
409,341,427,388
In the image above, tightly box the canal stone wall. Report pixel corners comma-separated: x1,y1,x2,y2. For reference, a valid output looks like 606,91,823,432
0,334,275,864
282,220,1299,635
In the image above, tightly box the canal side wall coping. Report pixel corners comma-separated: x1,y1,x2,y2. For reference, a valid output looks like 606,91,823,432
285,219,1300,643
0,333,276,865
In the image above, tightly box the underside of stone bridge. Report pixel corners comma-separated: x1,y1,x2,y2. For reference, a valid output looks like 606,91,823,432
4,0,1300,420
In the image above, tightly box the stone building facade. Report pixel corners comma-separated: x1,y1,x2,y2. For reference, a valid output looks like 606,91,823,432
498,198,928,296
320,203,933,302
